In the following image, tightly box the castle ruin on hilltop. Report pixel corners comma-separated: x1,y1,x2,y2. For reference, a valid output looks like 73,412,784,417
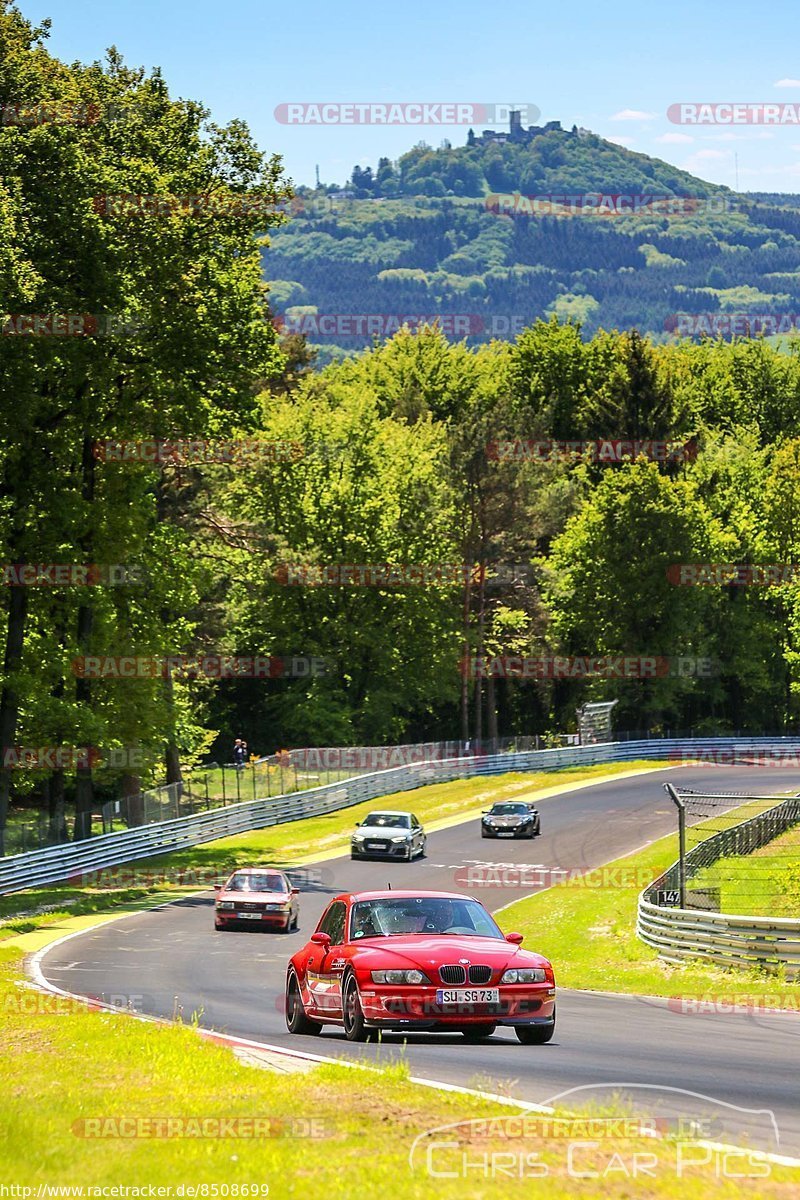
468,111,590,147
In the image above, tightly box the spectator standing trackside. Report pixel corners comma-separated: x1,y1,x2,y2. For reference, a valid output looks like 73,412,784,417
233,737,247,771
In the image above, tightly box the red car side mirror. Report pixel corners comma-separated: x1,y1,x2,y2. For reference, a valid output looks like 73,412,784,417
310,932,331,949
213,884,222,892
290,888,299,896
505,931,524,945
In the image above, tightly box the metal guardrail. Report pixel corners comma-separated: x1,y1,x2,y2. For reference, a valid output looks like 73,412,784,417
637,905,800,978
638,790,800,977
3,735,800,898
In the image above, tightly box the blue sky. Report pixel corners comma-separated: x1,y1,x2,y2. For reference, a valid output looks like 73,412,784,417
18,0,800,192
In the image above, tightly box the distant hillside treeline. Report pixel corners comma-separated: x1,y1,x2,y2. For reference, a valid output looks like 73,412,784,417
264,131,800,353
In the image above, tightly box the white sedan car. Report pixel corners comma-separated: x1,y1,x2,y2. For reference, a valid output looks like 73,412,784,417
350,810,427,862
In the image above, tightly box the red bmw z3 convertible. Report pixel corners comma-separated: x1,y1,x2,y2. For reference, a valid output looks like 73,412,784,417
285,889,556,1043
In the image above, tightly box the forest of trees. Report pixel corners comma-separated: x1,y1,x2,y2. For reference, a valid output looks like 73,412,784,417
266,136,800,350
4,4,800,848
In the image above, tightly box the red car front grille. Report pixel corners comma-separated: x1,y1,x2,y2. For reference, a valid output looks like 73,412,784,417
468,965,493,984
438,964,493,984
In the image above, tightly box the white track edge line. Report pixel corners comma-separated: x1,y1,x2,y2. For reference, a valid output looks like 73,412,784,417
27,927,800,1167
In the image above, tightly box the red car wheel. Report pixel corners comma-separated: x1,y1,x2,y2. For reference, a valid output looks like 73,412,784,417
460,1024,496,1041
285,972,321,1036
342,973,371,1042
515,1010,556,1045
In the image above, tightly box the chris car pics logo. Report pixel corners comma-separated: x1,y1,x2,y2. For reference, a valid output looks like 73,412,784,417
409,1084,779,1180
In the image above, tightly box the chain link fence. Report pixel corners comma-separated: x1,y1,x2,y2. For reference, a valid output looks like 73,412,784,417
2,736,582,853
3,727,791,855
651,786,800,915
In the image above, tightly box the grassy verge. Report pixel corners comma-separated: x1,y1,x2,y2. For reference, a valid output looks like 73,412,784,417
0,761,668,941
498,807,800,1005
690,824,800,917
0,945,796,1195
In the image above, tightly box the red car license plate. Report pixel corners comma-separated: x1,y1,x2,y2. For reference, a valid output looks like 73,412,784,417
436,988,500,1005
236,912,262,919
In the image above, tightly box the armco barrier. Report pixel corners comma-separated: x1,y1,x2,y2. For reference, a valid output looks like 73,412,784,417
637,904,800,978
3,736,800,897
638,790,800,977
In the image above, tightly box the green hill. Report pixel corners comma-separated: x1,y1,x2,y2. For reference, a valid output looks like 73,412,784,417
263,123,800,359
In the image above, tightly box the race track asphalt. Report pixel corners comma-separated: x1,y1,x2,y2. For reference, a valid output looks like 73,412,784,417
38,766,800,1156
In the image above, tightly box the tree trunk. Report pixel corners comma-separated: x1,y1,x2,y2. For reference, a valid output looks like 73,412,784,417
0,584,28,856
460,564,472,744
47,769,68,844
487,671,498,747
157,470,185,797
121,772,144,827
473,562,487,745
73,437,96,841
162,670,184,796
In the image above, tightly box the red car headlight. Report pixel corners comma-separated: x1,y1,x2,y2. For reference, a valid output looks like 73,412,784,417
501,968,548,983
371,969,430,985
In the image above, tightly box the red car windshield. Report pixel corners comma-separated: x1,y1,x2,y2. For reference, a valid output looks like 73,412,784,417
226,873,287,893
349,897,503,939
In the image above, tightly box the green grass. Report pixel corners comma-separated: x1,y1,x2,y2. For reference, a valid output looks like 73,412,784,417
3,764,799,1191
183,763,361,805
498,805,800,1005
0,945,795,1195
0,761,667,940
690,824,800,917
